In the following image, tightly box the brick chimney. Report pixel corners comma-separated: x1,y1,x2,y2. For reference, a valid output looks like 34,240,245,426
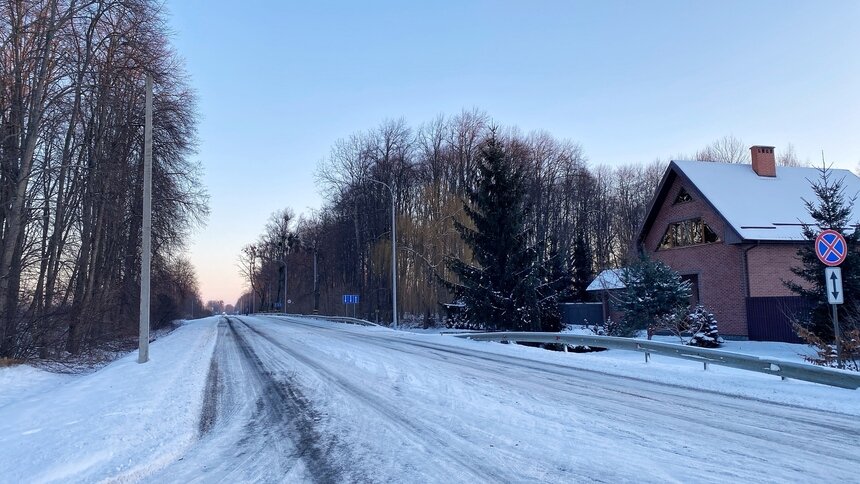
750,145,776,177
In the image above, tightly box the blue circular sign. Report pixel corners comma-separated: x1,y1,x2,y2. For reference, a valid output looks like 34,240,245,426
815,229,847,267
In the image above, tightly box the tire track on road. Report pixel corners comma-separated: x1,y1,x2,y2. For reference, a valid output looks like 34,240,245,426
235,317,509,483
225,317,347,484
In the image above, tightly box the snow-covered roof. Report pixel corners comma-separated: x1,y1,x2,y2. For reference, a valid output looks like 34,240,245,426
671,161,860,242
586,268,626,292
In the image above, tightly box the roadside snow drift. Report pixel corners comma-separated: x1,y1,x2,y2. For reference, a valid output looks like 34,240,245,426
0,317,219,483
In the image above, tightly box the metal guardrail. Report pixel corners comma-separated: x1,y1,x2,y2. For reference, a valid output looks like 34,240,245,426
282,313,380,327
451,331,860,390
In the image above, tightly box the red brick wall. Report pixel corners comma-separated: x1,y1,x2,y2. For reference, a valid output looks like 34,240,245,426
747,244,807,297
644,176,749,336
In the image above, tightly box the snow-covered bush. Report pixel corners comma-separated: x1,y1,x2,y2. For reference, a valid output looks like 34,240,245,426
684,304,723,348
649,304,723,347
590,317,623,337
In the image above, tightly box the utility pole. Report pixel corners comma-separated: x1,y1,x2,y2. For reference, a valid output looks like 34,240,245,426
138,73,153,364
284,259,288,315
390,186,397,330
313,241,319,314
284,253,287,314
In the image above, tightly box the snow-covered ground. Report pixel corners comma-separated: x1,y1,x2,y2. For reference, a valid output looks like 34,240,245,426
0,317,219,483
1,315,858,482
0,364,73,410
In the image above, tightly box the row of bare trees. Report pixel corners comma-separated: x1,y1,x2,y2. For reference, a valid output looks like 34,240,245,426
0,0,206,358
236,111,665,324
237,115,809,325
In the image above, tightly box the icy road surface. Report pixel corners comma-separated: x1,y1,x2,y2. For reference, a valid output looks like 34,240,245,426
153,316,859,483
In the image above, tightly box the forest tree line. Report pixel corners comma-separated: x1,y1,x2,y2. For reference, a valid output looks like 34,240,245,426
0,0,206,359
238,111,806,326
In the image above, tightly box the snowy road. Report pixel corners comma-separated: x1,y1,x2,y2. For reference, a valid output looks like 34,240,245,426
153,316,860,483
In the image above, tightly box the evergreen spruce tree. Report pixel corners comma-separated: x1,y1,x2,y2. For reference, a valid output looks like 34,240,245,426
617,254,691,337
446,131,544,331
537,244,573,332
787,164,860,339
570,230,593,301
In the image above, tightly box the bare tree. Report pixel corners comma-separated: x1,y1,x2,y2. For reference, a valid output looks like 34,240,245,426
777,143,808,167
696,135,749,164
0,0,206,358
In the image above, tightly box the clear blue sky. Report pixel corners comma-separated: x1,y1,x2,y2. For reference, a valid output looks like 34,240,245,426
166,0,860,304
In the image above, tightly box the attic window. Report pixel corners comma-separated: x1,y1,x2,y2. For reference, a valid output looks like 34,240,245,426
674,188,693,204
659,218,720,250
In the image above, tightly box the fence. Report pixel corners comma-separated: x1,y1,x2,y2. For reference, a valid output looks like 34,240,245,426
746,296,810,343
560,303,603,326
450,331,860,390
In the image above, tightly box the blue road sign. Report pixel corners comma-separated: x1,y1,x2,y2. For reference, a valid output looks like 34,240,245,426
342,294,360,304
815,230,847,267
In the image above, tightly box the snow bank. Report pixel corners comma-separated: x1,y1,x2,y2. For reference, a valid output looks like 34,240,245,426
0,365,73,410
0,317,219,483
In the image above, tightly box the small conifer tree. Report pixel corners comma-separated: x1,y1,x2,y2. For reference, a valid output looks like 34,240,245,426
617,255,691,337
685,304,723,348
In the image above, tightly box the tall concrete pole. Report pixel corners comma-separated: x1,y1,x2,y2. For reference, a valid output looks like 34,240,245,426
390,187,398,330
313,243,319,314
284,252,287,314
284,259,288,314
138,73,153,364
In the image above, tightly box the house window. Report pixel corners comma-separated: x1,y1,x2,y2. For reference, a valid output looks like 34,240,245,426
674,188,692,204
659,218,720,249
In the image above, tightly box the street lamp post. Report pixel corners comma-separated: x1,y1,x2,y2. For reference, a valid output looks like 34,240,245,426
367,179,398,329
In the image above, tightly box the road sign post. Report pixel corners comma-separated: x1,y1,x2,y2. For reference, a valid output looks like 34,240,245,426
816,230,848,368
342,294,359,318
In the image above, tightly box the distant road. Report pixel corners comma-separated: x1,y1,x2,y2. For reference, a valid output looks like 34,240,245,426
151,315,860,483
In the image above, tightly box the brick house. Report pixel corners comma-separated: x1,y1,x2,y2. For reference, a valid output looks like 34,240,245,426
636,146,860,341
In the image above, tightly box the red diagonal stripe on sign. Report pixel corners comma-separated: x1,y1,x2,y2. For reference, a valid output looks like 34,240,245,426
822,236,842,259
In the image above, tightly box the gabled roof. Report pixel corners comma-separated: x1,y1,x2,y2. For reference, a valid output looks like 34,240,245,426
586,268,626,291
639,161,860,244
